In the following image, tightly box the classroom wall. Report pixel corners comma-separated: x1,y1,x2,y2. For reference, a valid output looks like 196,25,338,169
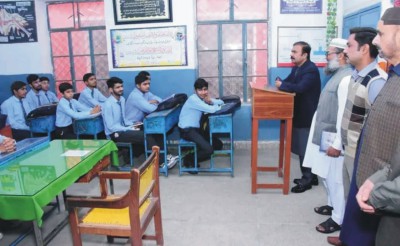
0,0,383,141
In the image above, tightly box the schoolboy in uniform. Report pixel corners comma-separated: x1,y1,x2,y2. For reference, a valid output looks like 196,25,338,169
103,77,176,168
39,76,58,103
78,73,107,108
0,81,32,141
178,78,224,171
55,82,101,139
125,72,162,123
25,74,47,109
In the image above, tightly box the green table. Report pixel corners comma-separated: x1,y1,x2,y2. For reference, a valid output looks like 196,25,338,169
0,140,117,245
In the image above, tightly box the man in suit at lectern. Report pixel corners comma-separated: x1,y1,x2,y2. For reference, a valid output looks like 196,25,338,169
275,41,321,193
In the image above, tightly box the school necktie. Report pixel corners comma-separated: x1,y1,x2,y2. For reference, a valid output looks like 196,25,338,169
45,92,50,103
19,99,27,119
69,101,73,110
117,101,125,126
91,89,94,98
37,94,41,106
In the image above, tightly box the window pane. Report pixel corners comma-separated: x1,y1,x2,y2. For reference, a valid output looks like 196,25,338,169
92,29,107,54
48,3,74,29
223,77,243,97
223,51,242,76
73,56,91,81
247,50,267,76
197,0,229,21
97,79,109,97
71,31,89,55
222,24,242,50
204,77,219,98
198,25,218,51
54,57,71,81
75,81,86,93
94,55,109,79
247,23,267,49
234,0,268,20
51,32,69,56
78,2,105,27
198,51,219,77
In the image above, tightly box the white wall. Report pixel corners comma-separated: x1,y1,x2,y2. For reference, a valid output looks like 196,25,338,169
104,0,197,72
0,0,53,75
269,0,344,67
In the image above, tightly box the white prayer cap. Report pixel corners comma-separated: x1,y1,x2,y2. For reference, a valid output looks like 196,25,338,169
329,38,347,49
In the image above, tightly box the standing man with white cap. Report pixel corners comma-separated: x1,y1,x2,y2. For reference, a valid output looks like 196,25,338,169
303,38,352,234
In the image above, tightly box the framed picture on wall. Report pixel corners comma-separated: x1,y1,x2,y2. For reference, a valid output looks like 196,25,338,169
277,26,333,67
113,0,172,25
110,26,187,68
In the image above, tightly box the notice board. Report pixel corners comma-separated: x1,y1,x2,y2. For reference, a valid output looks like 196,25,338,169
111,26,187,68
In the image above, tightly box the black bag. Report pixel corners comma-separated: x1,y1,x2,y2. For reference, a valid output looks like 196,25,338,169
0,114,6,129
154,93,188,112
209,95,241,116
27,104,57,119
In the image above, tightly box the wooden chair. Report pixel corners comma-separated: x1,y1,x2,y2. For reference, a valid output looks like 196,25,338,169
66,146,164,246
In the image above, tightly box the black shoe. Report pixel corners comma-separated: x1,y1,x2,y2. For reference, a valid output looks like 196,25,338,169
291,183,312,193
293,177,319,186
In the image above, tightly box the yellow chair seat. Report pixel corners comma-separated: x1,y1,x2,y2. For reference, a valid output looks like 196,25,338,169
82,199,151,226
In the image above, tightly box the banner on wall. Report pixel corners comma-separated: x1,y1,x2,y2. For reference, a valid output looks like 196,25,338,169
0,1,37,44
280,0,322,14
110,26,187,68
277,26,329,67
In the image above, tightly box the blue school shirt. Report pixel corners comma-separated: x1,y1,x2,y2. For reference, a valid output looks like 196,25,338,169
25,89,47,109
43,90,59,104
0,96,31,130
78,87,107,108
102,95,133,136
56,97,92,127
178,94,223,129
125,88,162,123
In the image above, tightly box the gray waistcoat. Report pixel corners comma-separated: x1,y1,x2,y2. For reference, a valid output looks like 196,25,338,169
312,65,352,145
357,73,400,187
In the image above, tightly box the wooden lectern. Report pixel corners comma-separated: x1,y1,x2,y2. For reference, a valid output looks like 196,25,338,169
250,83,294,194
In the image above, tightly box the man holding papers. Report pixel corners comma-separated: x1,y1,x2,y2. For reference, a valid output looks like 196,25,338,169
303,38,352,234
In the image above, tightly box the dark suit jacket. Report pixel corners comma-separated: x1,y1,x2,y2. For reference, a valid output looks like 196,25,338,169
279,60,321,128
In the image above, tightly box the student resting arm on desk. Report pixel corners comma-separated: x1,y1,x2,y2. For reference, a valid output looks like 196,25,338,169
55,83,101,139
178,78,224,174
125,71,162,123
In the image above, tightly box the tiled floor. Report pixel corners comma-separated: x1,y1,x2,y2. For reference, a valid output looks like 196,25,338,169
1,146,339,246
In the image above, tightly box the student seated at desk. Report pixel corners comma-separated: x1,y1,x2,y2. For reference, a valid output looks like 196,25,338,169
178,78,224,170
125,71,162,123
0,81,33,141
103,77,177,168
39,76,59,104
78,73,108,108
55,83,101,139
25,74,47,109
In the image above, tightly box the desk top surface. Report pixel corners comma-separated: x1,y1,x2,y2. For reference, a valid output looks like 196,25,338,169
0,139,113,196
145,104,182,118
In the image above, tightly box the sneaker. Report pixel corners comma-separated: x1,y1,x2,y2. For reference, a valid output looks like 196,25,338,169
167,155,179,169
0,232,3,240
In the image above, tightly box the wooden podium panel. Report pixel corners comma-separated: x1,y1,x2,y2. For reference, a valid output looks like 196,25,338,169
250,83,294,194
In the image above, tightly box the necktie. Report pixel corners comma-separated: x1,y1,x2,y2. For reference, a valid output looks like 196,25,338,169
37,94,41,106
45,92,50,103
117,101,125,126
19,99,27,119
69,101,73,110
91,89,94,98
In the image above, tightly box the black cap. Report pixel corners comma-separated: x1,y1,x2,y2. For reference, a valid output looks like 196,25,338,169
381,7,400,25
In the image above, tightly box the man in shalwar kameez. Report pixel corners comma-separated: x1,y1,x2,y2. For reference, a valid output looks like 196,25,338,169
303,38,352,234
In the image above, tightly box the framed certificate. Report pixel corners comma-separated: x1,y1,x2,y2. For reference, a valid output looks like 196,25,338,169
113,0,172,25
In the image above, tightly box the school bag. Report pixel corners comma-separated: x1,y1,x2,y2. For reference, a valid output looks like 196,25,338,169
154,93,188,112
26,104,57,119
